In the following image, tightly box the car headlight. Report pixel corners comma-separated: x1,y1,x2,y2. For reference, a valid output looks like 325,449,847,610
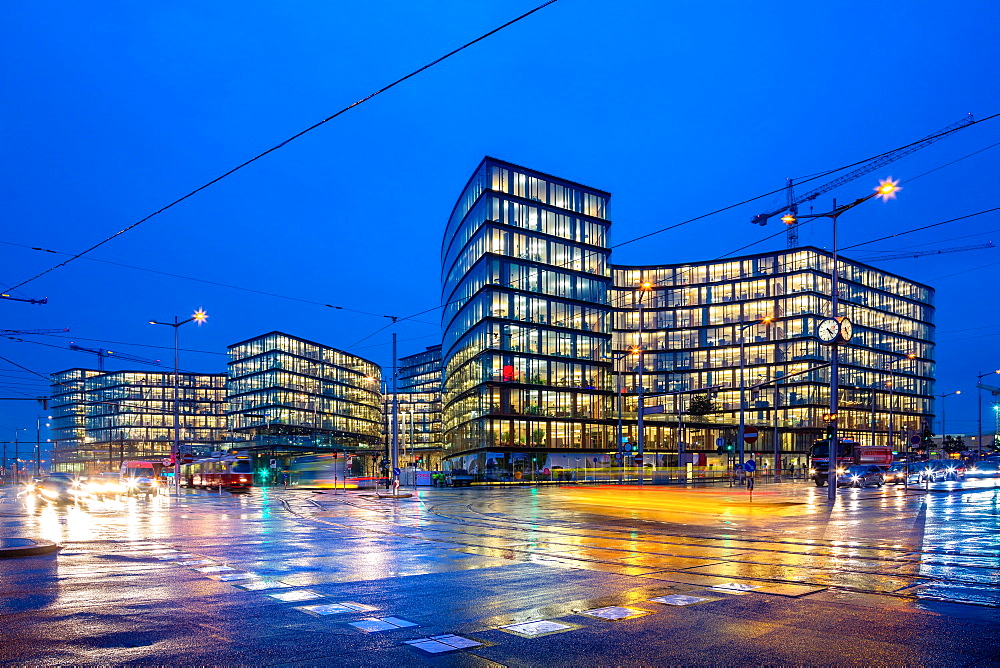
808,469,816,475
127,480,137,488
851,475,860,481
836,468,845,475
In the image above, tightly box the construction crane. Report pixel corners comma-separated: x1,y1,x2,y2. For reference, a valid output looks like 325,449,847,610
68,343,163,371
0,328,69,335
855,242,995,263
752,114,976,248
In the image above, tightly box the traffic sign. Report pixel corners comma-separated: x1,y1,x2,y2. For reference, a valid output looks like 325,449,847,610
909,435,922,446
593,457,598,463
716,437,725,448
393,467,401,476
744,459,757,473
633,455,643,465
743,426,759,444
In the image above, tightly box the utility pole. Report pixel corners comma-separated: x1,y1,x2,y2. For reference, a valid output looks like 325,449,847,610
391,333,399,493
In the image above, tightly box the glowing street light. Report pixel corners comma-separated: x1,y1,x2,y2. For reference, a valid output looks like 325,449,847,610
150,309,209,496
784,179,900,502
737,316,773,470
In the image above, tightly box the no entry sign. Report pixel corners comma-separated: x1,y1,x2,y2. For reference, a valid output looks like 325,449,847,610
743,426,759,444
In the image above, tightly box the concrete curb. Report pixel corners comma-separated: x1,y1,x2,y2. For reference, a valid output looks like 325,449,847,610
0,538,61,559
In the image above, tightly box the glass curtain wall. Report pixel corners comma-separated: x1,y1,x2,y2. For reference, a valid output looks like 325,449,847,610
50,369,226,474
227,332,383,454
441,158,614,478
612,247,935,470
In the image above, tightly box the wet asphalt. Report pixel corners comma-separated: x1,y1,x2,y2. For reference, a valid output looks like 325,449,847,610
1,479,1000,666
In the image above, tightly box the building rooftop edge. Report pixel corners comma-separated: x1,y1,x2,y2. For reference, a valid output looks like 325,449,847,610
612,245,935,292
226,331,382,370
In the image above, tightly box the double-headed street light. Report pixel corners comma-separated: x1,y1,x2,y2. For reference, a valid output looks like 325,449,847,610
150,309,208,496
635,280,653,486
783,178,900,503
886,353,917,453
737,316,773,469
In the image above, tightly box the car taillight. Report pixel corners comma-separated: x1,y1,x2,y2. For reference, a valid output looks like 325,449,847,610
238,477,247,482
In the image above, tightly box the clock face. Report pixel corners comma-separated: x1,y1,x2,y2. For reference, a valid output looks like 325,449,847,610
838,317,854,342
818,318,841,343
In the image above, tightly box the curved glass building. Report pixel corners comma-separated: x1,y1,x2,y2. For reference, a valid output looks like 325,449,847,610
440,158,615,479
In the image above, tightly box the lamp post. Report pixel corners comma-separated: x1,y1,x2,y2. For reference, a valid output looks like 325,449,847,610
150,309,208,496
936,390,961,451
13,428,26,484
977,370,1000,459
886,354,917,455
635,280,653,486
737,317,773,470
782,178,900,503
607,350,632,483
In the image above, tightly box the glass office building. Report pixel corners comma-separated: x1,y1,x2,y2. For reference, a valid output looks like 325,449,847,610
440,157,615,478
50,369,227,474
438,158,936,476
382,345,444,469
227,332,382,456
612,248,935,469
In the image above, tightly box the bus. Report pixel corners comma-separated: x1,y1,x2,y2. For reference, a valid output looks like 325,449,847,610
808,438,893,487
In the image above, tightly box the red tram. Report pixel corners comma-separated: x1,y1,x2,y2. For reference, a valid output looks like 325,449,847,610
183,454,253,491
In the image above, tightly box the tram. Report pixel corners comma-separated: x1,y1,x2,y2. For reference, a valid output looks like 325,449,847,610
183,453,253,491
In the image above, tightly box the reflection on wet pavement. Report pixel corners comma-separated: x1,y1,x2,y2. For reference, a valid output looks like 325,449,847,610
2,481,1000,663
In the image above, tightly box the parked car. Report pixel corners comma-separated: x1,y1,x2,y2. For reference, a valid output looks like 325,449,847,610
837,464,885,488
967,461,1000,478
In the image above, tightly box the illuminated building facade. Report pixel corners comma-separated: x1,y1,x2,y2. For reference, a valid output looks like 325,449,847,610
613,248,935,469
439,158,935,476
50,368,226,474
440,157,615,478
382,345,444,469
227,332,382,456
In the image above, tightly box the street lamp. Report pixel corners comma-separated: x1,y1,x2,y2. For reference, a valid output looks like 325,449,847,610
976,370,1000,459
13,428,26,483
782,177,900,503
886,354,917,454
635,280,653,486
936,390,961,451
607,350,633,483
150,308,208,496
737,316,773,470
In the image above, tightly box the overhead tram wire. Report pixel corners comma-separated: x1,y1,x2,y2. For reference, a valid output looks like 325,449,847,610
1,240,438,325
329,115,1000,353
16,331,228,358
2,0,561,295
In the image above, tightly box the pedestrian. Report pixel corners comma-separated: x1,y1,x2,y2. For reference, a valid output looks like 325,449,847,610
747,472,754,492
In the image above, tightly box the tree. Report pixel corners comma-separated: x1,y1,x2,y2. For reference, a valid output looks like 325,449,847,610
687,393,716,416
943,435,965,454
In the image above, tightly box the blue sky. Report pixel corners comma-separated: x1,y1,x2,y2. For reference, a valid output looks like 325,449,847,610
2,1,999,448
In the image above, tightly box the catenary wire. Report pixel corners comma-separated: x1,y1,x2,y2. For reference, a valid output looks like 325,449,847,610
1,0,561,295
348,119,1000,348
0,240,438,325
